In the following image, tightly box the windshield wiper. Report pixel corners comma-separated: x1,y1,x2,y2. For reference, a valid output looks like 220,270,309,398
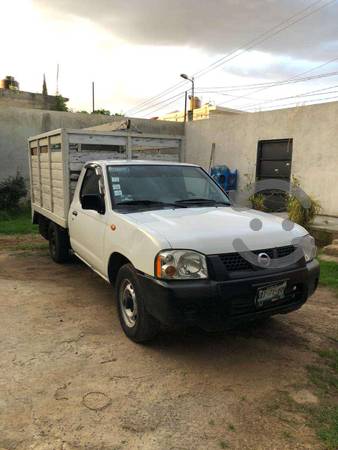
175,198,230,206
116,200,187,208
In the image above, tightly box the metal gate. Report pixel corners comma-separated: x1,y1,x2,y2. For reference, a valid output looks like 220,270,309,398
256,139,293,211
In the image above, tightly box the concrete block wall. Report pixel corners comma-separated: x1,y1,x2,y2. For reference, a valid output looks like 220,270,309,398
0,108,121,182
0,108,185,184
0,89,65,111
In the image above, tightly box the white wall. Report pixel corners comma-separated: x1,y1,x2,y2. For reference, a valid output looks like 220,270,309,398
0,107,114,182
185,101,338,218
0,107,185,183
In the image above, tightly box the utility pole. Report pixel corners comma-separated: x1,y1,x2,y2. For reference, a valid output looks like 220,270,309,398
184,91,188,123
56,64,59,95
92,81,95,113
180,73,195,121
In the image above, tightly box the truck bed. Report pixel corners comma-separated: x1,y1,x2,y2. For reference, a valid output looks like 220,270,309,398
28,128,184,228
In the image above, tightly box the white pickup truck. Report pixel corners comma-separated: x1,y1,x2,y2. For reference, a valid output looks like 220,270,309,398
29,131,319,342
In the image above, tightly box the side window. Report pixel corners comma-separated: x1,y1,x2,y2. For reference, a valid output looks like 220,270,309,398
80,168,100,200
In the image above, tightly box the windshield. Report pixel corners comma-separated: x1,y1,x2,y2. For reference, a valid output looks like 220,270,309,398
107,164,231,211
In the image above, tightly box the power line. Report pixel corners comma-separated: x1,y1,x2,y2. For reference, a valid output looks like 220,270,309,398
126,0,328,114
128,90,187,116
126,0,335,115
217,54,338,107
142,76,338,117
195,70,338,92
143,90,261,117
144,88,338,118
242,82,338,110
247,93,338,111
131,64,338,117
194,0,336,79
143,94,188,118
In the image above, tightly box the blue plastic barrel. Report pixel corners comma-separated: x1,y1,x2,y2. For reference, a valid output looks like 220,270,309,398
210,165,238,191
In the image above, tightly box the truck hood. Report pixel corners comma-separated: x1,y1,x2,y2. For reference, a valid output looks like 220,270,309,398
126,206,307,255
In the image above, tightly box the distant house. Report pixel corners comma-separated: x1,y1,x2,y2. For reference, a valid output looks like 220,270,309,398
157,98,242,122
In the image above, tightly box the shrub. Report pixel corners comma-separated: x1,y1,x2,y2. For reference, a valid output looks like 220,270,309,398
0,173,27,211
287,177,320,229
54,95,68,112
92,109,110,115
249,193,267,211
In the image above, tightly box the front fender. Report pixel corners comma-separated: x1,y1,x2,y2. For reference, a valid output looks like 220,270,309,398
102,214,171,278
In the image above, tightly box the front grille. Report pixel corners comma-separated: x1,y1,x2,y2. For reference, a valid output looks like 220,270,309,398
277,245,294,258
219,245,295,272
219,253,252,271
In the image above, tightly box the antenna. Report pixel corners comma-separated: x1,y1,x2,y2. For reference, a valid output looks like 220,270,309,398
56,63,59,95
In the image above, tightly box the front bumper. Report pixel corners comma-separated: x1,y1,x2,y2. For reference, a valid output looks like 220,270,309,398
137,259,320,331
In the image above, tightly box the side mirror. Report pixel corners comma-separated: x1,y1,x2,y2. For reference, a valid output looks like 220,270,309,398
81,194,105,214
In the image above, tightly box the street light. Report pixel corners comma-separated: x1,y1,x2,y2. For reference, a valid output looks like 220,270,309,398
180,73,195,121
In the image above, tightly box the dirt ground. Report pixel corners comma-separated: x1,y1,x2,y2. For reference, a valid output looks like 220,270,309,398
0,237,337,450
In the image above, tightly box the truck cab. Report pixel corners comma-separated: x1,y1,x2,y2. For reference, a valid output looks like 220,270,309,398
42,159,320,342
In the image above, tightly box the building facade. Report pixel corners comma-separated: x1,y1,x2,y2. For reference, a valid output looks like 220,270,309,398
185,101,338,221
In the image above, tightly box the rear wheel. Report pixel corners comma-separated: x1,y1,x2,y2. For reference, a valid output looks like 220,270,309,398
116,264,160,343
38,215,49,240
48,222,70,263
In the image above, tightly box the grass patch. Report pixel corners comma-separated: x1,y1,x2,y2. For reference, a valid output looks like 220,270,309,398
318,259,338,295
0,208,37,235
306,348,338,449
307,348,338,394
281,430,294,440
312,406,338,449
265,350,338,449
14,242,48,251
318,349,338,367
227,423,236,432
307,365,338,394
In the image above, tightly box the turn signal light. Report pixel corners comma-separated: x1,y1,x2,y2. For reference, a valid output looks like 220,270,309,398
155,254,162,277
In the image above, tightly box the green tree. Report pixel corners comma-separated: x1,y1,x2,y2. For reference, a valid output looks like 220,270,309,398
54,95,68,112
92,109,111,115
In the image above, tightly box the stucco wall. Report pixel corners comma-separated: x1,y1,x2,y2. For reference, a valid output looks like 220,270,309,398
0,108,185,184
185,102,338,217
0,89,66,110
0,108,122,182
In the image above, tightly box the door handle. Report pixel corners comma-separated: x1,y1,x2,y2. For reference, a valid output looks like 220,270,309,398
72,211,78,216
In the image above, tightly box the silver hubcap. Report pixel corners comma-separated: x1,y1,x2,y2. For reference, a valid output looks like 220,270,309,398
120,280,138,328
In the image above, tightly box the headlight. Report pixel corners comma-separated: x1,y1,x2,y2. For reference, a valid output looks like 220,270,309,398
299,234,317,262
155,250,208,280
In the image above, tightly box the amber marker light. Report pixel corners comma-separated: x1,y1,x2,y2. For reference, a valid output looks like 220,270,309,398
155,254,162,277
110,224,117,231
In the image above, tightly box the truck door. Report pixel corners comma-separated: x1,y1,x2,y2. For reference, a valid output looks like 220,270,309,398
69,165,107,273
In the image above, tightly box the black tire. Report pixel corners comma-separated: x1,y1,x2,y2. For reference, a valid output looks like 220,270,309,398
48,222,70,263
38,216,49,240
115,264,160,343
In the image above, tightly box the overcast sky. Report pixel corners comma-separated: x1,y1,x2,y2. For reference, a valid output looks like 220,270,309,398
2,0,338,115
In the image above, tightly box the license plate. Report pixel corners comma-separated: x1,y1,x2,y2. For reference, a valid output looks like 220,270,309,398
255,281,287,308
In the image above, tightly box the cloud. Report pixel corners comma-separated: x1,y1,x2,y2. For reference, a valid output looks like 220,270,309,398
34,0,338,61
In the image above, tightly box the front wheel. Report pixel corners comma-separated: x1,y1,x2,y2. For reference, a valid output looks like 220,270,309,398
116,264,160,343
